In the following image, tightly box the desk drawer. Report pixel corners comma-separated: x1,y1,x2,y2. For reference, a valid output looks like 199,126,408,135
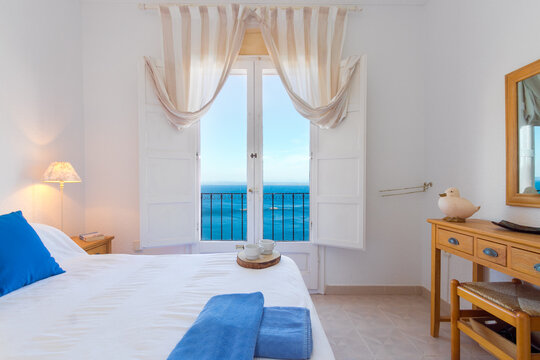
437,228,474,255
86,244,108,255
476,238,507,266
510,248,540,280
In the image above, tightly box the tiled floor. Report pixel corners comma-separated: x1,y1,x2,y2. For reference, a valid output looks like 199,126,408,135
311,294,496,360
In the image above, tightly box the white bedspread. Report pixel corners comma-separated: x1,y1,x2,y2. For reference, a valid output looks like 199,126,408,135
0,253,334,360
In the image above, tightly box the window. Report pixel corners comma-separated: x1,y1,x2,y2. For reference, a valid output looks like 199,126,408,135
262,73,310,241
139,55,366,254
199,61,311,243
200,73,248,240
139,54,366,289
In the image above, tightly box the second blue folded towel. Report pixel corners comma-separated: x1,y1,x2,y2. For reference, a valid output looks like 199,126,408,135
255,307,313,360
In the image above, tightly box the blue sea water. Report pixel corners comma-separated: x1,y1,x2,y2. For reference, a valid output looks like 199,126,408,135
201,184,309,241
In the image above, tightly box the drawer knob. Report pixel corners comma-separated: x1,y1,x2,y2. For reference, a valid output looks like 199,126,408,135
482,248,498,258
448,237,459,245
534,263,540,272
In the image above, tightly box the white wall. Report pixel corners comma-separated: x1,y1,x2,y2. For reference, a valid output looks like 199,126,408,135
79,0,540,290
0,0,85,235
325,5,427,286
3,0,538,290
82,1,161,253
423,0,540,301
81,0,428,287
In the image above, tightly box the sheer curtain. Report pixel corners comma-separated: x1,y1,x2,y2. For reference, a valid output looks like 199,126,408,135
145,4,362,129
254,6,360,129
144,4,249,128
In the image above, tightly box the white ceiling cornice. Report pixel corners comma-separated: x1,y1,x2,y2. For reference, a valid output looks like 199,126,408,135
81,0,428,6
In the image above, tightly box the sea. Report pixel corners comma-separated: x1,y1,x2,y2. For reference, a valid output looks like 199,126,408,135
201,184,309,241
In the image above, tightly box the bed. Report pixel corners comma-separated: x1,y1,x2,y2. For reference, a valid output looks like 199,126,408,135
0,224,334,360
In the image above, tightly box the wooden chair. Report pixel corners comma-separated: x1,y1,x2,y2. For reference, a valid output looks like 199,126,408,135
450,279,540,360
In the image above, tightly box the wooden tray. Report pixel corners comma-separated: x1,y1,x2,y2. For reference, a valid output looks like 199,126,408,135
492,220,540,234
237,250,281,269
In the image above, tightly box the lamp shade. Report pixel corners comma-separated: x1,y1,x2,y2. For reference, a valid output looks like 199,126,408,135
42,162,81,183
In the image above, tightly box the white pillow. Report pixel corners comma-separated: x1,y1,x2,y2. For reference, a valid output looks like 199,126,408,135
31,223,87,266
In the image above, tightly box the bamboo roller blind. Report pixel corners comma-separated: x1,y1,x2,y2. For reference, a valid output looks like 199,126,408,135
239,29,268,55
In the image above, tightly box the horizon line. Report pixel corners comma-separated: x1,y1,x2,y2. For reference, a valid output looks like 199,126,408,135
201,182,309,185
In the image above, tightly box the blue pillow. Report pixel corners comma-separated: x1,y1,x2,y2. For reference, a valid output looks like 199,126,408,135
0,211,64,297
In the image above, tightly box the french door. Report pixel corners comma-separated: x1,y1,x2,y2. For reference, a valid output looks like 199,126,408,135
196,56,319,289
139,54,366,292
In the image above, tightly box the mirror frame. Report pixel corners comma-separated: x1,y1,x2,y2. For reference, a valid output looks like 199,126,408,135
506,59,540,207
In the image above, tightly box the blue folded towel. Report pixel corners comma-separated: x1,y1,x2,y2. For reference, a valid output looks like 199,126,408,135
167,292,264,360
255,307,313,360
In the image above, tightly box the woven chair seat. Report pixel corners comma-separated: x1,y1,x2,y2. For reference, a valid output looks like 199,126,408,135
461,282,540,317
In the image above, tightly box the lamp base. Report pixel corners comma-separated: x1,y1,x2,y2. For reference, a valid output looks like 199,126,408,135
59,182,64,231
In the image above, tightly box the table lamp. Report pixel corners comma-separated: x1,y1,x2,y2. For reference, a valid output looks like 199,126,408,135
43,161,81,231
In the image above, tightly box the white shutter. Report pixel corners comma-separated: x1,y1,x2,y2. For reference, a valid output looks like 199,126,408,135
138,60,199,248
311,55,367,250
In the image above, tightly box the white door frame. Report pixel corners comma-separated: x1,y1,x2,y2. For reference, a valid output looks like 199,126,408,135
196,56,320,290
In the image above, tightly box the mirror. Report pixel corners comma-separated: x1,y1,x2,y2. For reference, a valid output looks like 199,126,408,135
506,59,540,207
518,74,540,194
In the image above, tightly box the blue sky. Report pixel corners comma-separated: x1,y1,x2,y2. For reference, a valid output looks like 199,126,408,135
200,74,310,185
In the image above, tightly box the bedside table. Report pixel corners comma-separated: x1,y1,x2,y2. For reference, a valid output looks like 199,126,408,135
71,236,114,255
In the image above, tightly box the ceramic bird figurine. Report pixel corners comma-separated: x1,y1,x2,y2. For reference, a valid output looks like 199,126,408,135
438,187,480,222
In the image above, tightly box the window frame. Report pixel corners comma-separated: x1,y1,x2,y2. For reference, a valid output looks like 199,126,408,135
198,56,315,249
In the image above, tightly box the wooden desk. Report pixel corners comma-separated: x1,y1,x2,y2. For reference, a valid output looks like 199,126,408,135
428,219,540,337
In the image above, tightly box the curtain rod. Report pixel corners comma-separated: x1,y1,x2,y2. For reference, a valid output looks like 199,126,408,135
138,3,362,11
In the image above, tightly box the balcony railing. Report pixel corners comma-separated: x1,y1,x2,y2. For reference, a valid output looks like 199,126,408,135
201,192,309,241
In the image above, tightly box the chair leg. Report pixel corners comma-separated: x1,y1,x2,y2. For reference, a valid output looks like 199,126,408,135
516,311,531,360
450,279,460,360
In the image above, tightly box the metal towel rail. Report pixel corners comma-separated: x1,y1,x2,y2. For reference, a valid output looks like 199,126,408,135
379,182,432,197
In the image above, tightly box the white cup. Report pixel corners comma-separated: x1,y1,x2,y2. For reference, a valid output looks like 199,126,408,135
260,240,276,255
244,244,262,260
